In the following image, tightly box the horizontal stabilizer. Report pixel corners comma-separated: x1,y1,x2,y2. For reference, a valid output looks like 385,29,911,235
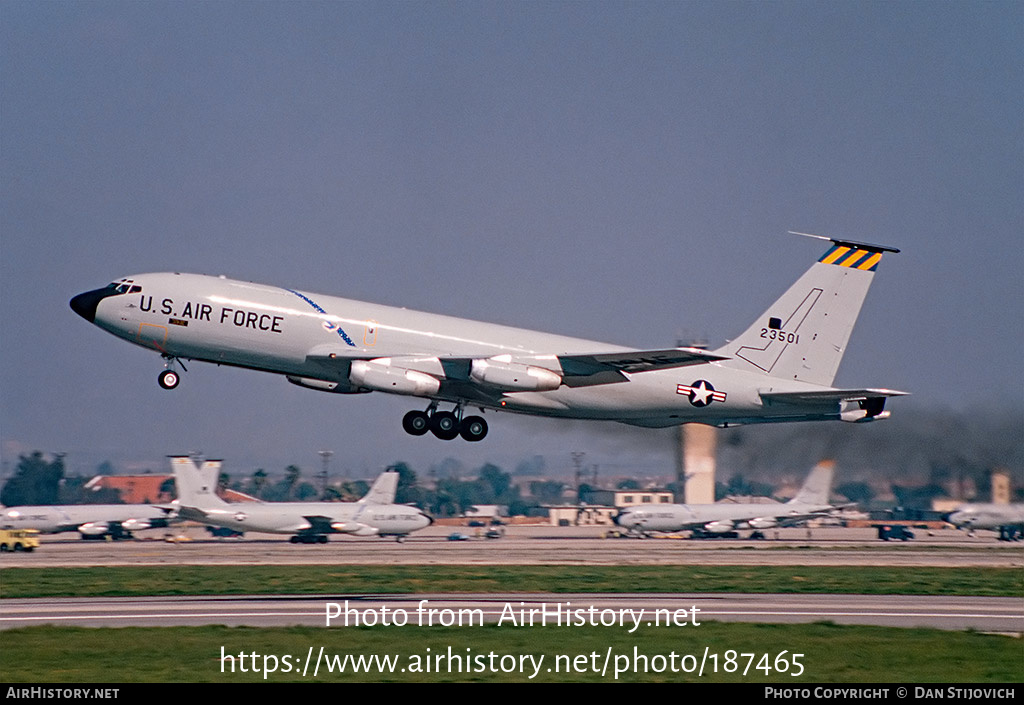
760,388,909,404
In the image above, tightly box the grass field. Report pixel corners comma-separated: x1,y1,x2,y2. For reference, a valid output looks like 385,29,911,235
2,622,1021,683
3,565,1020,683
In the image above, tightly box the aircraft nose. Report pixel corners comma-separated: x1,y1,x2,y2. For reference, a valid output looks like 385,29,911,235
70,288,110,323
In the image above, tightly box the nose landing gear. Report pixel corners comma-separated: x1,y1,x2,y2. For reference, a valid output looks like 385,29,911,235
157,355,187,390
402,404,488,441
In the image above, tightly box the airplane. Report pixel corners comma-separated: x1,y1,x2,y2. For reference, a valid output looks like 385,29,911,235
947,503,1024,541
69,233,906,441
0,460,222,539
0,502,175,539
613,460,840,537
170,457,432,543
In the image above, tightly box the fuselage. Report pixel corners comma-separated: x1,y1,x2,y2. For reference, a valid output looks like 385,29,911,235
70,272,851,427
0,504,171,534
615,500,833,533
947,503,1024,531
183,499,432,537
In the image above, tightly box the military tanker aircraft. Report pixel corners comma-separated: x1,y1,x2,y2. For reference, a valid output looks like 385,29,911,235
171,457,431,543
614,460,840,537
70,234,906,441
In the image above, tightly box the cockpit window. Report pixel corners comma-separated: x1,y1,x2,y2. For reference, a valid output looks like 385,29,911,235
106,279,141,295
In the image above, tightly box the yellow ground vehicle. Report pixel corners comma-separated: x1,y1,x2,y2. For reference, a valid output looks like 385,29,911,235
0,529,40,552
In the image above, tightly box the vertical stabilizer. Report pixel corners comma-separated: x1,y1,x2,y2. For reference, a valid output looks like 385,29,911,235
170,456,227,508
714,235,898,387
789,460,835,506
360,471,399,505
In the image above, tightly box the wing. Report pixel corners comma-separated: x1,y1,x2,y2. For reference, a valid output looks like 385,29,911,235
555,348,728,387
303,345,726,395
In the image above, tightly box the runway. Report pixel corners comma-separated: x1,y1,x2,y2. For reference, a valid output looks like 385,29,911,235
3,593,1021,632
3,525,1021,568
2,525,1021,637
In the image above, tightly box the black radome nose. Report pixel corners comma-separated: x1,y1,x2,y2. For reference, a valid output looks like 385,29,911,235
70,288,112,323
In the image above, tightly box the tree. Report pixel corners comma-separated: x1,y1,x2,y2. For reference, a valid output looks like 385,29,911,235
284,465,301,500
388,462,421,505
0,452,65,506
836,481,874,505
478,464,510,501
529,480,566,504
250,469,267,498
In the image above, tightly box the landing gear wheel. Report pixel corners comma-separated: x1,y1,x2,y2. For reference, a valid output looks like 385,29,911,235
402,410,430,436
459,415,488,442
430,411,460,440
158,369,180,390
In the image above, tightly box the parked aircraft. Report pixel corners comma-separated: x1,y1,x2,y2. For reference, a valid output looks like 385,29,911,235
0,503,174,539
170,457,431,543
0,461,221,539
947,503,1024,541
70,234,906,441
614,460,840,536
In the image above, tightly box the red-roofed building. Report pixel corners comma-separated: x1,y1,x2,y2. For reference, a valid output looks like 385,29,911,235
84,475,174,504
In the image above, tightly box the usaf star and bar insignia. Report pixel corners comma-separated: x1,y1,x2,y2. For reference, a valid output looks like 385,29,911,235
676,380,727,407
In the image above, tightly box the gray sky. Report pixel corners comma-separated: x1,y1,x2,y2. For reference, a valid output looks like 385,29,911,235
2,1,1021,480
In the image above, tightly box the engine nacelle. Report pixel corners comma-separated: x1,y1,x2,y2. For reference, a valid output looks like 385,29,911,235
286,376,368,394
78,522,110,536
704,520,735,533
841,397,891,423
747,517,778,529
121,519,152,532
841,409,891,423
331,521,379,536
470,357,562,392
349,361,441,397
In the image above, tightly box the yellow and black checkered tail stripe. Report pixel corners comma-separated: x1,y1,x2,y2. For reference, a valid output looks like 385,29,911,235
818,245,884,271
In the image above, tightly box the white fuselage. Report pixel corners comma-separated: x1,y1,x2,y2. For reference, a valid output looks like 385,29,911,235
181,500,431,537
948,503,1024,531
0,504,172,535
77,272,852,427
615,500,833,533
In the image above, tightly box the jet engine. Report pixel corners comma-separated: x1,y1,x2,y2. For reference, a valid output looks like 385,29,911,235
470,357,561,392
704,520,735,533
349,360,441,396
78,522,111,536
331,521,379,536
121,519,152,532
840,397,891,423
747,517,778,529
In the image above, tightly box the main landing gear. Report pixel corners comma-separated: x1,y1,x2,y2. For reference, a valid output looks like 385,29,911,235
157,356,187,390
402,403,488,442
290,534,329,544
